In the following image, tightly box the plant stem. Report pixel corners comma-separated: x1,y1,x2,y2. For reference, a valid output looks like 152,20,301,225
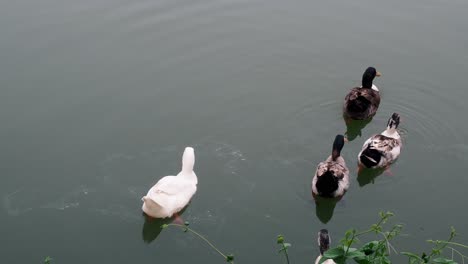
282,244,290,264
344,213,392,257
166,224,232,263
442,242,468,249
449,247,468,264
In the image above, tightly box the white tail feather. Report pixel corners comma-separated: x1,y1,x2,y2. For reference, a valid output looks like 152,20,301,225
181,147,195,173
142,196,164,215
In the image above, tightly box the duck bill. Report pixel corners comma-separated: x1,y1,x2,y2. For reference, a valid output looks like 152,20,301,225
376,71,382,77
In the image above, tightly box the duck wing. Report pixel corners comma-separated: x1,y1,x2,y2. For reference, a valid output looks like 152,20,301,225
370,135,400,152
316,160,348,180
362,135,401,164
344,88,380,119
151,176,185,196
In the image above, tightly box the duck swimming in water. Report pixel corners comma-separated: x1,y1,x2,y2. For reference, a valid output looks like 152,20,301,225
314,229,336,264
312,135,350,198
358,113,402,171
343,67,382,120
142,147,197,218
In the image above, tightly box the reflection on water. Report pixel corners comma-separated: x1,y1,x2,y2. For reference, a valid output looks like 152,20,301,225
343,115,373,142
357,168,386,187
141,206,188,244
2,0,468,262
314,196,342,224
141,213,173,244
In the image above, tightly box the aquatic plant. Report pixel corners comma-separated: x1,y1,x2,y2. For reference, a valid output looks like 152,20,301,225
43,211,468,263
277,234,291,264
162,212,468,264
162,222,235,263
318,211,466,264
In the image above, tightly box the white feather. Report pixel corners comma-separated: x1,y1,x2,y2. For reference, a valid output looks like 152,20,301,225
142,147,197,218
359,84,379,91
358,121,402,168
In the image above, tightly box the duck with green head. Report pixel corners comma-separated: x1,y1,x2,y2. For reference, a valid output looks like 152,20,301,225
343,67,382,120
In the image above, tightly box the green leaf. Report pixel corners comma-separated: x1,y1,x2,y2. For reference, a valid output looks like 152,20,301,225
161,224,168,229
278,243,292,253
433,257,457,264
318,256,328,264
346,250,366,259
345,229,354,239
354,258,372,264
226,254,234,262
44,257,52,264
345,247,357,252
318,256,347,264
381,256,391,264
323,247,345,259
422,252,429,263
361,241,379,255
277,235,284,244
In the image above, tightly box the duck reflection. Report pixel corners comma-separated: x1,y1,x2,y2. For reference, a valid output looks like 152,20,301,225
357,167,386,187
343,115,372,142
141,207,188,244
141,213,172,243
314,196,342,224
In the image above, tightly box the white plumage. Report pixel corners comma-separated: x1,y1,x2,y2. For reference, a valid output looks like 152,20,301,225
358,113,402,169
142,147,197,218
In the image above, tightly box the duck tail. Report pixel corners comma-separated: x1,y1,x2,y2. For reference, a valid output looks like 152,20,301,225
142,196,164,216
359,145,381,168
181,147,195,173
347,96,371,113
315,171,339,198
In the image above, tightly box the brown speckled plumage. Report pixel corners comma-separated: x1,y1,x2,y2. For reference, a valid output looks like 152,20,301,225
343,87,380,120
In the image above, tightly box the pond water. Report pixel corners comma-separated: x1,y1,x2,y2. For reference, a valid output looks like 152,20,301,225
1,0,468,263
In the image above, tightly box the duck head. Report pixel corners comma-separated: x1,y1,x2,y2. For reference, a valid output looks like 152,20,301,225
318,229,331,255
362,67,381,89
387,113,401,130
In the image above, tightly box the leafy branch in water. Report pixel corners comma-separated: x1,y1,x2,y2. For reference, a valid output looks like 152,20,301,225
42,212,468,264
161,221,235,263
319,211,398,264
277,234,292,264
319,212,468,264
44,256,52,264
402,226,464,264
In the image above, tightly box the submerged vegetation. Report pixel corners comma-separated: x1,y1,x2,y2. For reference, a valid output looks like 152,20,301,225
43,256,52,264
161,212,467,264
315,211,465,264
162,222,235,263
43,211,468,264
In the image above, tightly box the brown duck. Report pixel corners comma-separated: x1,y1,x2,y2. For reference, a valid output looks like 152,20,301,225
343,67,382,120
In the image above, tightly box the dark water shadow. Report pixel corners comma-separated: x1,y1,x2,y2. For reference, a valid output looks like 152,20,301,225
357,168,386,187
343,115,372,142
314,195,343,224
141,206,188,244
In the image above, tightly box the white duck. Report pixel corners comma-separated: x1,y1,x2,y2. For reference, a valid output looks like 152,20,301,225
358,113,402,171
315,229,337,264
142,147,197,218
